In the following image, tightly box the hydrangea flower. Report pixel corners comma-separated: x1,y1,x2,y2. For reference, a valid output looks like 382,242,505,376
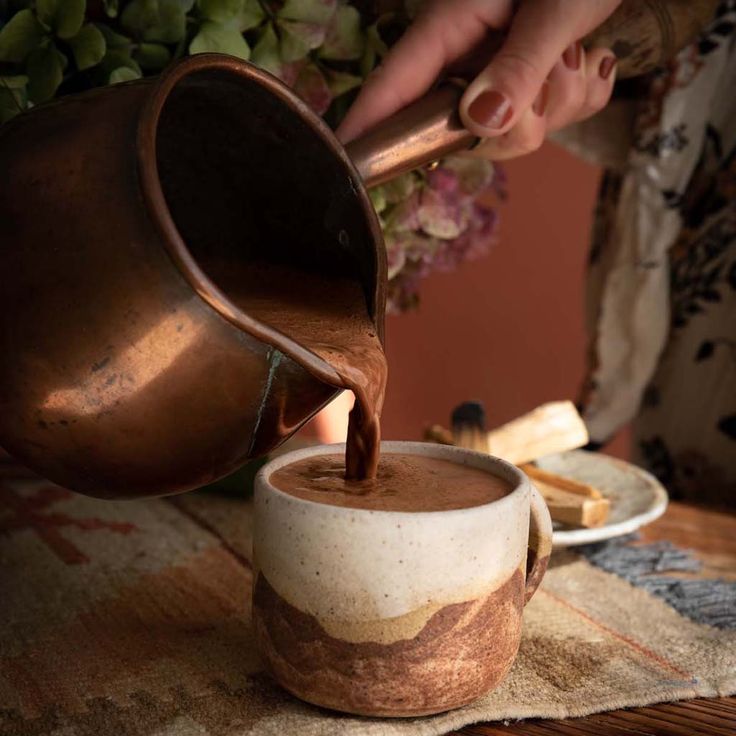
373,157,504,312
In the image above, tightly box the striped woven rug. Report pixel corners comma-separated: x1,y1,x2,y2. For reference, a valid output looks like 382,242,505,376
1,475,734,736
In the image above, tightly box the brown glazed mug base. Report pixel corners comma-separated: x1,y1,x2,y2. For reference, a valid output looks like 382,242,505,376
252,568,525,717
252,442,553,718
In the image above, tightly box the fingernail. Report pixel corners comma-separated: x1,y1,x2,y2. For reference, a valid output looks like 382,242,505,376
562,41,582,70
467,90,513,129
599,56,617,80
532,82,549,116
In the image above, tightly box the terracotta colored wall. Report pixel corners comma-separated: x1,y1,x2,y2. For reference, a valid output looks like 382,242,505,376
379,142,630,458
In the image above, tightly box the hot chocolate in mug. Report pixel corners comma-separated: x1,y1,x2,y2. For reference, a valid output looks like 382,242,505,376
252,441,553,717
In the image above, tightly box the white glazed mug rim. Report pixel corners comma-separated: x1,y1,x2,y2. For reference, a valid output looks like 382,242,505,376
255,440,530,517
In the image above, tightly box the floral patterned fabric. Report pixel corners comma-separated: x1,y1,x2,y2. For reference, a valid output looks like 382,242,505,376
577,2,736,506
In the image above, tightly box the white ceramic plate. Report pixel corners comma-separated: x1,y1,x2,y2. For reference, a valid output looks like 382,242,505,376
533,450,669,548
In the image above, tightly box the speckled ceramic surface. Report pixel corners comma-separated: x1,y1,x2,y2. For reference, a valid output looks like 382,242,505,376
535,450,669,548
252,441,553,717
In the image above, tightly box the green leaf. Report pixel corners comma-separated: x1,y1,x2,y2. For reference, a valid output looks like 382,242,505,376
69,23,106,70
100,47,142,75
103,0,120,17
37,0,86,40
122,0,195,43
26,44,64,102
324,68,362,96
35,0,57,29
0,74,29,90
360,17,389,76
97,22,132,49
251,21,280,75
199,0,265,32
278,19,326,62
0,89,24,122
251,22,323,86
134,41,171,69
121,0,161,39
197,0,240,22
0,9,45,63
109,65,141,83
279,0,336,25
0,75,28,123
189,20,250,59
320,4,363,61
369,186,386,214
235,0,264,31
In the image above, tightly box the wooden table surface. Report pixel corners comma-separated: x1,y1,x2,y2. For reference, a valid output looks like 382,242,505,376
453,501,736,736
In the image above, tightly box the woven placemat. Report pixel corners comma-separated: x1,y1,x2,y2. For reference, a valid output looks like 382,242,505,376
1,477,735,736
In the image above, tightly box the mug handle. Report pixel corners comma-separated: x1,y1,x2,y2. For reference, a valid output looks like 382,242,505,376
524,483,553,604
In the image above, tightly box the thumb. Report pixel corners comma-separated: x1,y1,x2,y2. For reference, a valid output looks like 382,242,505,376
337,0,511,144
460,0,620,137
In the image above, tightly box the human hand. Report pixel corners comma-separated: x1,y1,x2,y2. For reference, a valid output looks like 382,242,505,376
337,0,622,161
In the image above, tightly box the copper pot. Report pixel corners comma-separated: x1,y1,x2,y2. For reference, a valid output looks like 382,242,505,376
0,1,711,498
0,54,475,498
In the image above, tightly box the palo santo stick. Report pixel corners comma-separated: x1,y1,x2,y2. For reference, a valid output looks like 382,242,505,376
453,427,488,453
485,401,589,466
451,402,489,453
521,463,610,528
441,401,589,464
428,410,609,528
520,464,603,500
531,478,610,528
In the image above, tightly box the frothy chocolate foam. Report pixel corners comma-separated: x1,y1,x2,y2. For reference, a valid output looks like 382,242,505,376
271,453,511,512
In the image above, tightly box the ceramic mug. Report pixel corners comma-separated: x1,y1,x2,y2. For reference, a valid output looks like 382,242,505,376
252,441,553,717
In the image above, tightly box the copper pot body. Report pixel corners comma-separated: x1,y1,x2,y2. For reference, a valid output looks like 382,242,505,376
0,56,386,498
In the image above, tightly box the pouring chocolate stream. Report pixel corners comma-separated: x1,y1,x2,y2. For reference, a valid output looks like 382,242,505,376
209,262,386,480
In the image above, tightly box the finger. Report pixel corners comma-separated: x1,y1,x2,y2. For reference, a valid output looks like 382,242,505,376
571,46,617,124
460,0,620,138
544,41,587,132
466,45,619,161
545,45,617,132
468,86,549,161
337,0,512,143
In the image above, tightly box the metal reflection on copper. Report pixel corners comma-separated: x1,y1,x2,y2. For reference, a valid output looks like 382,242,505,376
42,310,203,417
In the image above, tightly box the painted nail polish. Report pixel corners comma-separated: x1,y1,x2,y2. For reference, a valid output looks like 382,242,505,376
532,82,549,116
562,41,582,70
467,90,513,129
599,56,617,80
